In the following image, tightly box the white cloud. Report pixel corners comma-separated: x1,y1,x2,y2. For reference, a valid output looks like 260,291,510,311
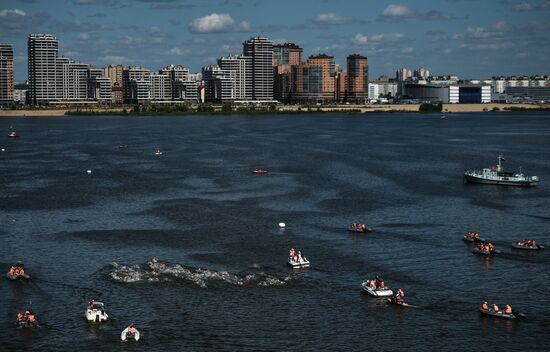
238,21,250,31
101,55,133,64
313,13,349,25
352,33,368,44
0,9,26,17
188,13,236,33
164,47,188,56
352,32,405,45
149,26,161,34
77,32,90,40
513,1,534,11
381,4,415,20
401,47,414,54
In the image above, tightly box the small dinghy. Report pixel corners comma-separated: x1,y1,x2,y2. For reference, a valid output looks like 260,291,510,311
462,232,485,243
361,281,393,297
154,149,162,156
118,145,128,149
8,131,19,138
6,273,31,281
287,257,310,268
121,326,140,341
17,321,39,329
348,224,373,233
387,297,412,307
86,302,108,323
512,240,544,250
479,307,516,319
473,247,500,255
251,168,268,174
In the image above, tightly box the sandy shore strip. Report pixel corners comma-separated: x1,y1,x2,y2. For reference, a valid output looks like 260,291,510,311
0,103,549,117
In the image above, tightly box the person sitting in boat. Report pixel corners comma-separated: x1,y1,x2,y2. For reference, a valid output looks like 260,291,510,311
481,301,488,310
289,248,295,259
297,250,304,262
17,312,24,323
505,304,513,314
488,243,494,251
493,304,500,313
368,279,376,289
127,324,138,336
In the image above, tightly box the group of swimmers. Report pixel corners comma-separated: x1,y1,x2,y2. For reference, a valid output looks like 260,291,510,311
7,263,27,278
476,242,495,254
350,223,368,231
515,239,537,247
288,248,306,263
16,310,38,327
464,232,482,240
480,301,513,315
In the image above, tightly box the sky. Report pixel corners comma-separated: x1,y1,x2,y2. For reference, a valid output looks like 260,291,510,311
1,0,549,82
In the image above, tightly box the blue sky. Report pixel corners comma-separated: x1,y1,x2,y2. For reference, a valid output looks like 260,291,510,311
1,0,549,82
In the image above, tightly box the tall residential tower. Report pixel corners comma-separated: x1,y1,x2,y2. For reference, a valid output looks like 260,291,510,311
243,37,273,101
346,54,368,103
0,44,14,104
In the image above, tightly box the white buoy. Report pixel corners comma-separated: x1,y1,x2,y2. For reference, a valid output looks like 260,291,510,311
87,170,92,174
279,222,286,228
1,148,4,152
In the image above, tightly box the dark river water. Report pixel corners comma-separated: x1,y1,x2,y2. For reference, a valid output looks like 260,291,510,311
1,113,549,351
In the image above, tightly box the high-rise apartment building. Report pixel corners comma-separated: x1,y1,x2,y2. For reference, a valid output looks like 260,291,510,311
243,37,273,101
122,67,151,103
28,34,60,104
0,44,14,104
273,43,303,66
160,64,190,100
202,65,236,103
292,54,336,103
218,55,252,101
103,64,124,87
414,67,430,79
396,68,412,82
346,54,368,102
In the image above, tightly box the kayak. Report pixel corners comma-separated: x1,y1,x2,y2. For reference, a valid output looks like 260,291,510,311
6,274,31,281
361,282,393,297
121,328,140,341
512,243,544,250
462,236,485,243
479,307,516,319
348,226,373,233
287,257,310,268
86,302,108,323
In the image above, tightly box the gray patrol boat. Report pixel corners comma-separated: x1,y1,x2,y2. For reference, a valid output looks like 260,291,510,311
464,155,539,187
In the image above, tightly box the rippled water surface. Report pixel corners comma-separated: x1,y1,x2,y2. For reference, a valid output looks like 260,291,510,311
1,113,550,351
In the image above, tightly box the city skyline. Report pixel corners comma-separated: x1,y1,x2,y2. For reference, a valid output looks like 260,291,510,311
1,0,550,82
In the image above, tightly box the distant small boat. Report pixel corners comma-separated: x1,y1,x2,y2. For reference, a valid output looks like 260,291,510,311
479,307,516,319
252,168,268,174
440,115,446,119
154,149,162,156
8,132,19,138
512,241,544,250
119,145,128,149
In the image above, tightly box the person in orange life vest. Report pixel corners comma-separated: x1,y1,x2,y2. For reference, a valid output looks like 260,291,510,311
493,304,500,312
481,301,488,310
505,304,513,314
127,324,138,335
17,312,24,322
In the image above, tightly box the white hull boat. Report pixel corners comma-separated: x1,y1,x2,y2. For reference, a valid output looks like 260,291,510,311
121,328,140,341
287,257,310,268
86,303,108,323
361,282,393,297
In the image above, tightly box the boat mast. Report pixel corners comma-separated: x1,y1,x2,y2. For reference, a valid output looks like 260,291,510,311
497,155,504,172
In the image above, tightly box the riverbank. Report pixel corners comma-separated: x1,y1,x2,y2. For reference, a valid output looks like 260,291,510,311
1,103,549,117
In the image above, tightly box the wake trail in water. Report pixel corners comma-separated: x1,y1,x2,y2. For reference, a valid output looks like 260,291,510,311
107,258,294,288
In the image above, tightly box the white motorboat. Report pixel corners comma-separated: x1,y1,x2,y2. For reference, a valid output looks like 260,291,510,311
121,327,140,341
361,281,393,297
287,257,310,268
85,302,108,323
154,149,162,156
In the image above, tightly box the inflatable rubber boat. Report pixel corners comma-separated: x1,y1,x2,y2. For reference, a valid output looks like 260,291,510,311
512,242,544,250
287,257,310,268
462,235,485,243
6,273,31,281
473,247,500,255
348,225,373,233
387,297,412,307
121,327,140,341
361,281,393,297
479,307,516,319
86,302,108,323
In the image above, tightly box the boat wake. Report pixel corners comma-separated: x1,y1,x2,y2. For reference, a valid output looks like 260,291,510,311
108,258,292,288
